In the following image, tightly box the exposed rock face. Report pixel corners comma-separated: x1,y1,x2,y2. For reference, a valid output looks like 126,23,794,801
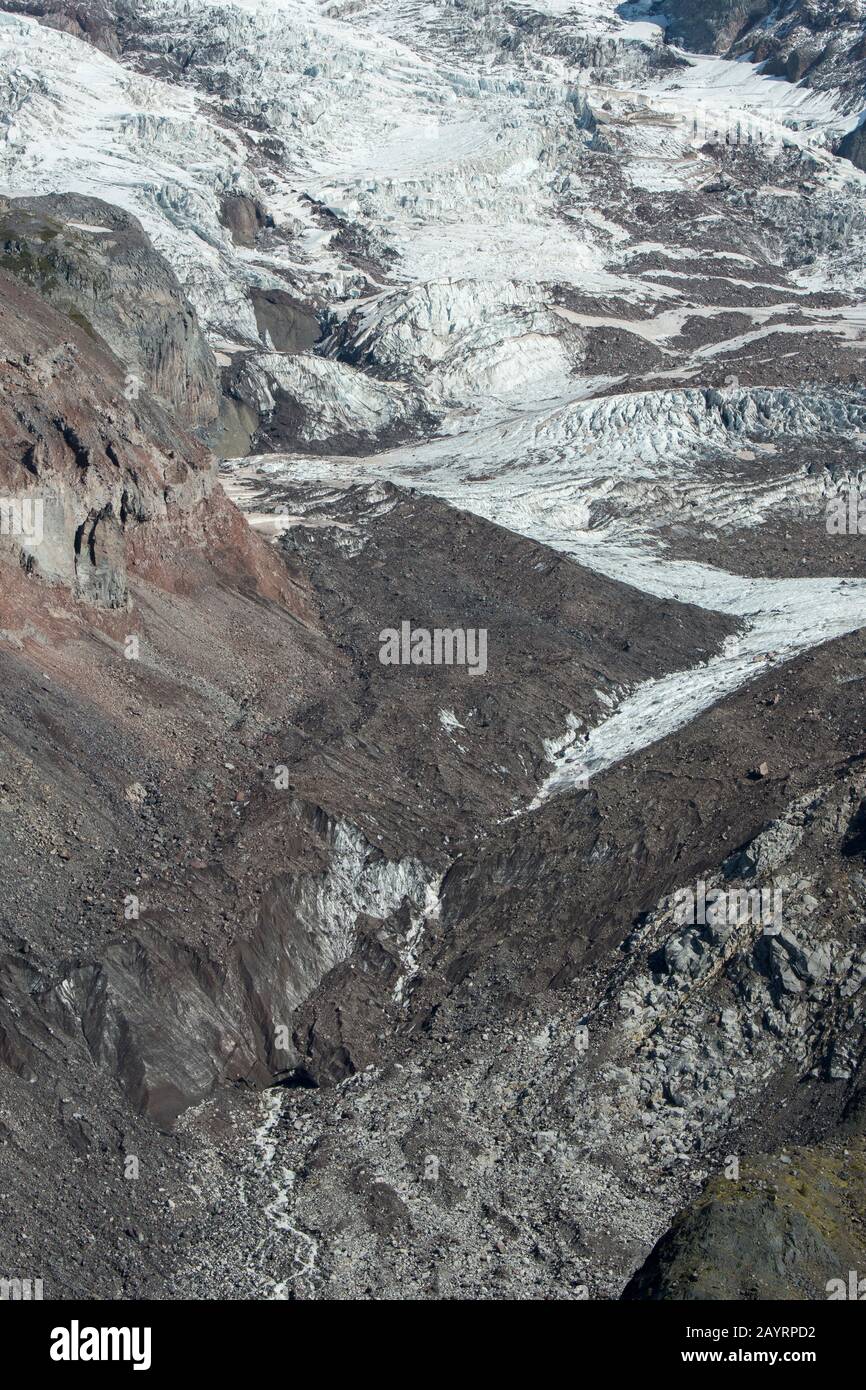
657,0,866,108
220,192,273,249
622,1141,866,1300
0,0,121,56
0,193,219,430
249,288,319,354
0,270,218,606
837,120,866,172
655,0,775,56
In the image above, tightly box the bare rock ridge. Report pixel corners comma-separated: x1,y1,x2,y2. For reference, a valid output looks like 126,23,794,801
0,0,121,56
0,192,219,430
622,1140,866,1300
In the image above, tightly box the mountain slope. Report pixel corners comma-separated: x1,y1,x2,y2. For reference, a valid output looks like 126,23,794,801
1,0,865,1304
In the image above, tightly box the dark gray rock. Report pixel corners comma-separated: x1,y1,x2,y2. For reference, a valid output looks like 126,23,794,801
622,1142,866,1299
0,193,219,430
219,192,273,248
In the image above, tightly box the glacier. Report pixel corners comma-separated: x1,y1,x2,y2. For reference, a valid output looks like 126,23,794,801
3,0,866,799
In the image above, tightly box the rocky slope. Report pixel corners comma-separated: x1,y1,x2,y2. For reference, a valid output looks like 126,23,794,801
0,0,865,1304
658,1,866,103
623,1139,866,1300
0,252,745,1296
150,623,866,1300
0,192,219,429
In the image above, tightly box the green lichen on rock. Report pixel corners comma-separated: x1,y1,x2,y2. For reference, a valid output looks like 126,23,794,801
622,1139,866,1300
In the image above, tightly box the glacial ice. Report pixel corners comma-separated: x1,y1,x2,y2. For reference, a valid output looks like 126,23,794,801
3,0,866,801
